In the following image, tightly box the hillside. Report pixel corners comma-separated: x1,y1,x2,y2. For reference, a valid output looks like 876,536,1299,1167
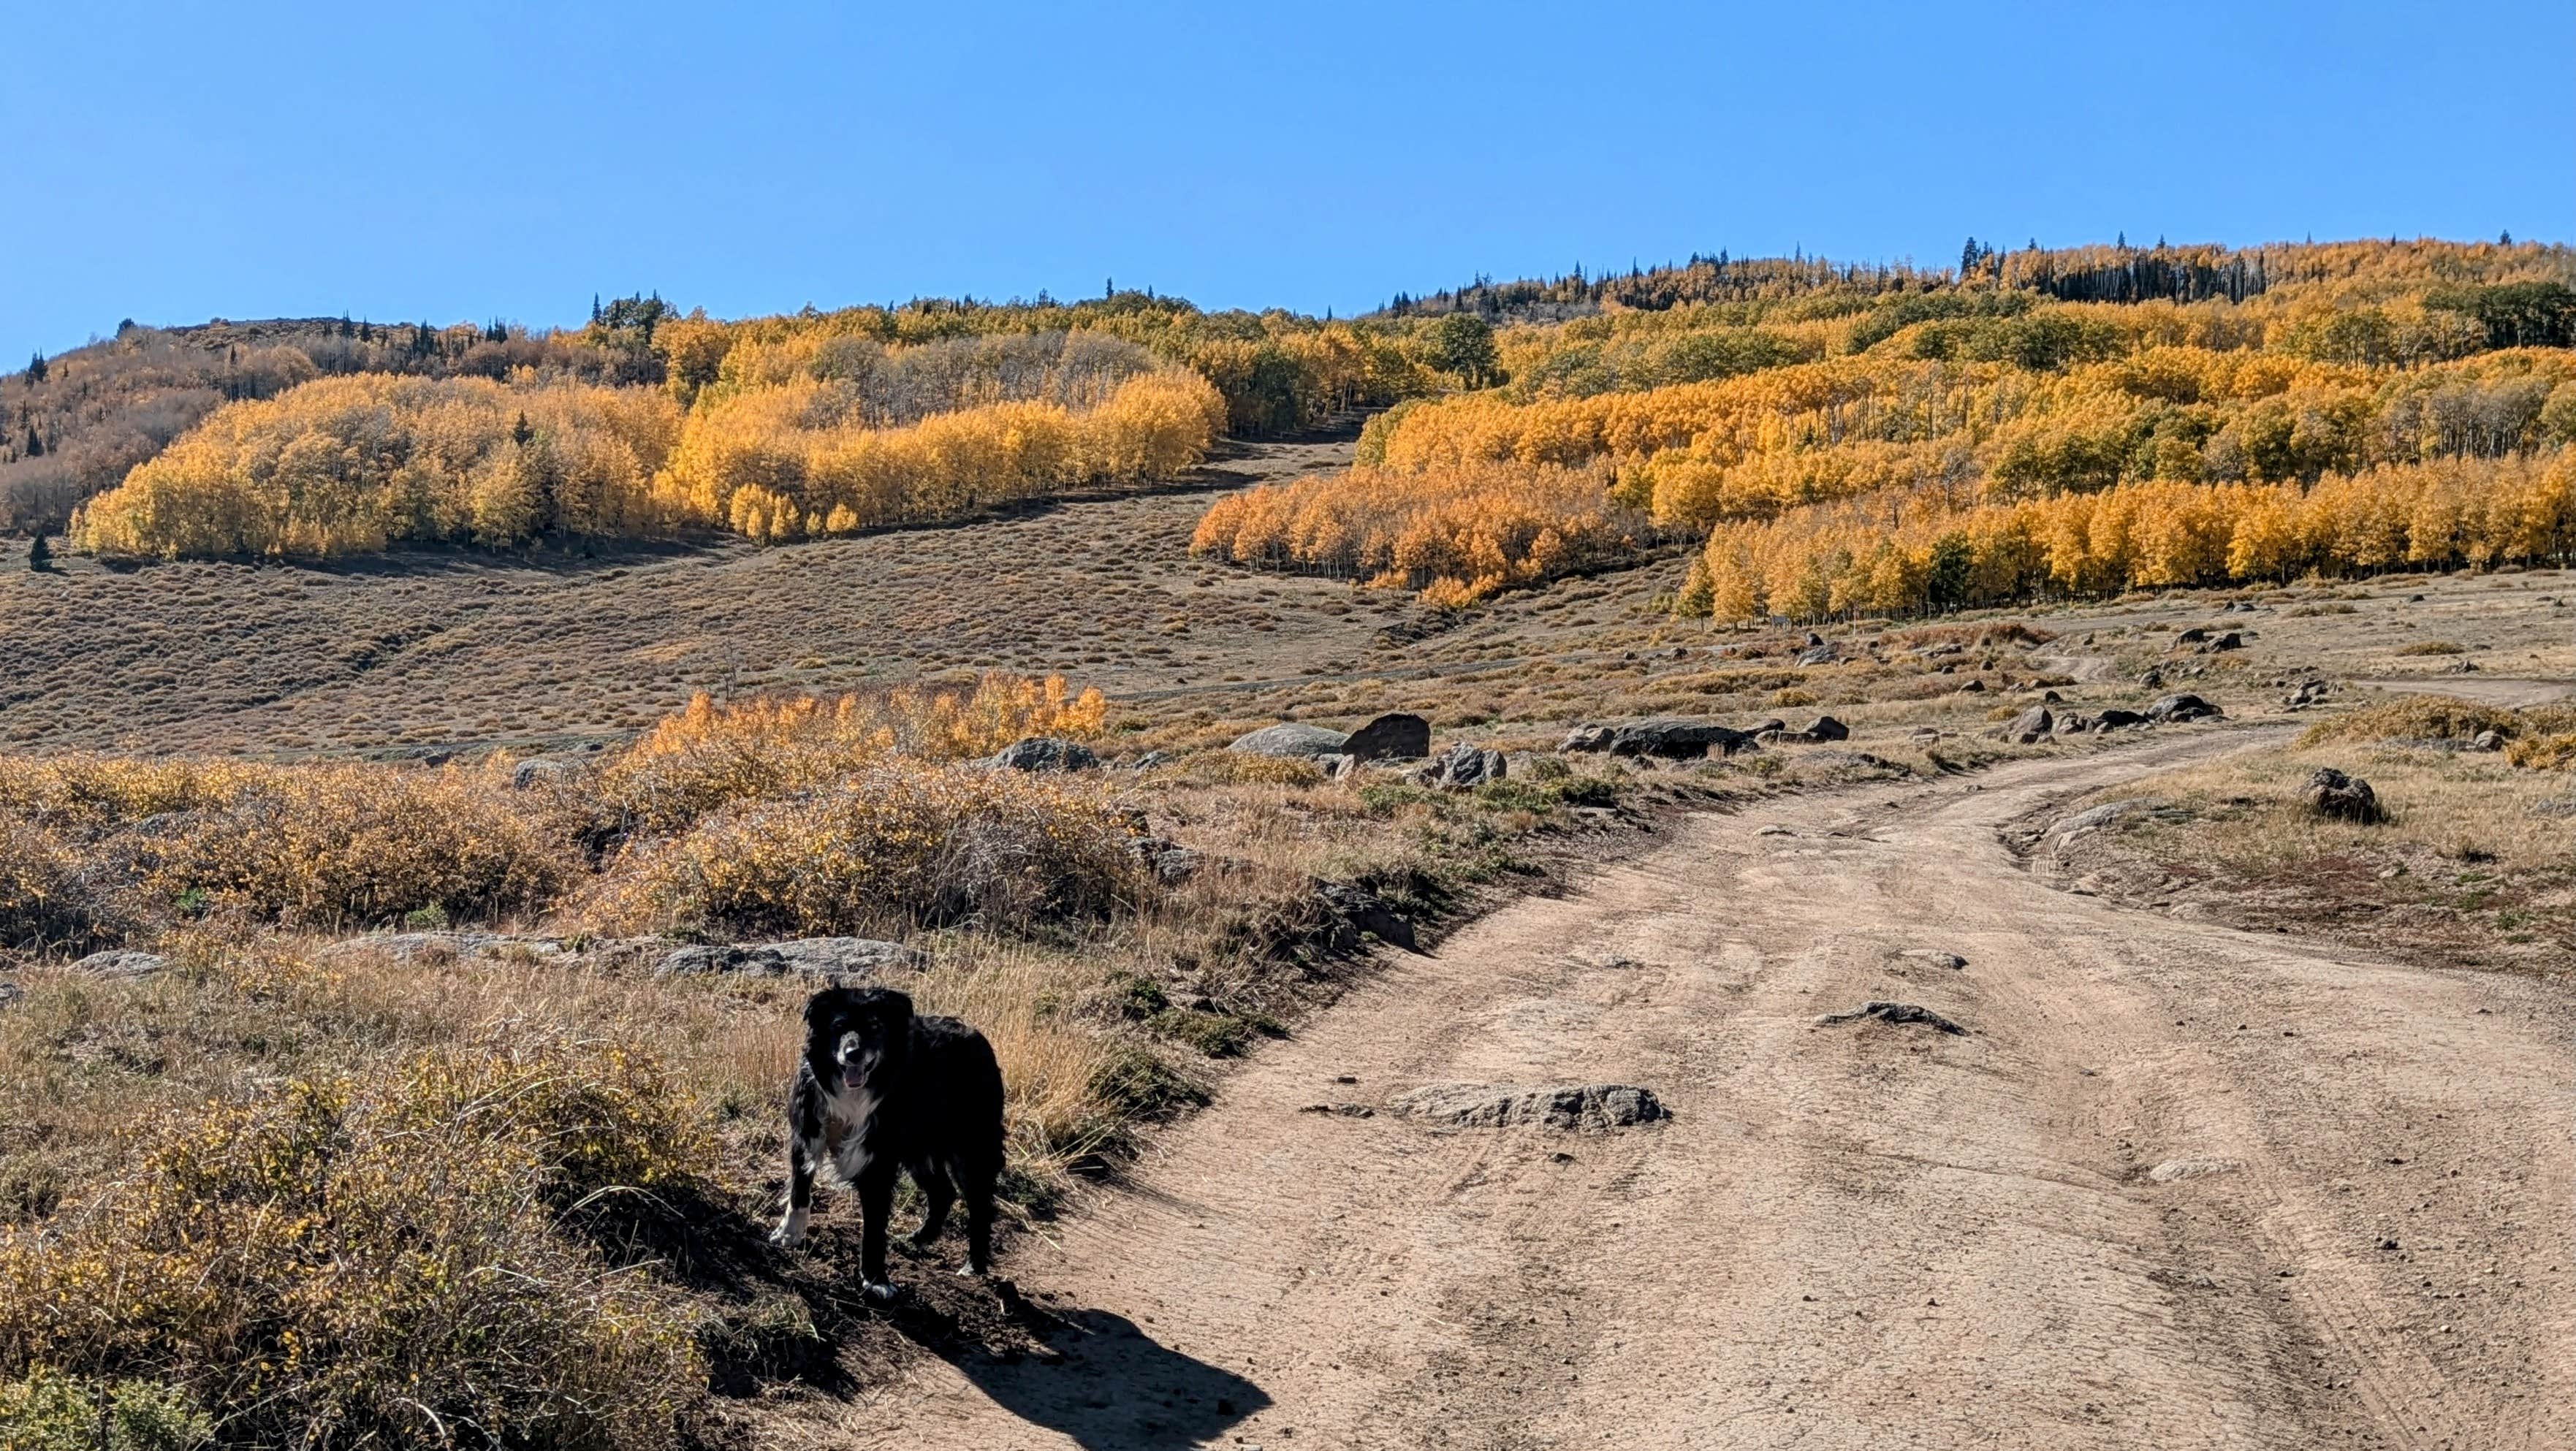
6,239,2576,1451
1197,238,2576,610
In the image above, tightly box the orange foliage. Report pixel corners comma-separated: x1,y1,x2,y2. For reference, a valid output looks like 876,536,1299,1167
1685,452,2576,622
1191,462,1663,604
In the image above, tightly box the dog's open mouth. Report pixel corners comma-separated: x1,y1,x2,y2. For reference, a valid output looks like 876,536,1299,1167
841,1066,870,1092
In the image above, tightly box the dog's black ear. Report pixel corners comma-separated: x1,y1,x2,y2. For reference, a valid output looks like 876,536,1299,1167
802,988,846,1032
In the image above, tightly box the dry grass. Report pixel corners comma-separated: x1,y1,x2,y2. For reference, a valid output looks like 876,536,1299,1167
590,761,1142,939
2063,733,2576,972
2297,693,2576,750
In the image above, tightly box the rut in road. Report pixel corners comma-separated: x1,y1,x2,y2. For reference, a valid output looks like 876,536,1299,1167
779,728,2576,1451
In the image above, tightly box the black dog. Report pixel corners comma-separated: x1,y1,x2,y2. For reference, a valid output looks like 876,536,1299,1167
772,986,1006,1297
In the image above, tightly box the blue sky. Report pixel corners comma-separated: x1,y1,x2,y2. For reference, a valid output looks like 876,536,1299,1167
9,1,2570,362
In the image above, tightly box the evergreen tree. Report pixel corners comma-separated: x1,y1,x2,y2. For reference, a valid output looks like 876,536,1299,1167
26,351,45,383
26,532,49,571
23,425,40,458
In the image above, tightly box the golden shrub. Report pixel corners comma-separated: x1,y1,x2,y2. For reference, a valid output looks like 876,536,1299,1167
0,755,572,935
0,1029,714,1450
2507,734,2576,771
656,370,1226,544
599,674,1107,834
1687,453,2576,622
72,375,682,558
595,758,1141,938
1191,461,1661,603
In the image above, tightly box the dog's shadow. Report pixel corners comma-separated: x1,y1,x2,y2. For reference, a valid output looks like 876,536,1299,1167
909,1283,1272,1450
731,1223,1269,1446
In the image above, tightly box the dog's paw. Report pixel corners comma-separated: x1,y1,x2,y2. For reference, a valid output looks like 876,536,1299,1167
954,1261,991,1279
861,1279,899,1303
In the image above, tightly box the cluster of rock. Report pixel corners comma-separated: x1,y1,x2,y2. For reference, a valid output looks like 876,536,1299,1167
2281,677,2331,709
2174,626,2245,654
1994,693,2220,744
1226,713,1515,793
1557,714,1847,761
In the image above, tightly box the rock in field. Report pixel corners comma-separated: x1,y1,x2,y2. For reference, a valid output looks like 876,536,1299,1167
70,949,167,979
1228,723,1352,759
2145,693,2223,723
1314,880,1418,951
1998,706,2054,744
1559,718,1755,760
656,937,926,979
2301,767,2384,824
987,737,1100,772
1342,712,1432,762
1391,1082,1669,1131
2093,707,2148,728
1799,715,1850,742
1127,835,1204,883
1416,742,1506,791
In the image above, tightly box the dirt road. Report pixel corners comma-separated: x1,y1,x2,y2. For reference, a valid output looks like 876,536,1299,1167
802,728,2575,1450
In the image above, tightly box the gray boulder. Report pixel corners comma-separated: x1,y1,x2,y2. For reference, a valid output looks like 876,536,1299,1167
656,937,926,980
1560,718,1755,760
1796,644,1839,666
1998,706,2053,744
2471,729,2505,753
71,949,167,979
2301,767,2384,824
1800,715,1850,742
1416,742,1507,791
1391,1082,1669,1131
1128,836,1203,883
1228,723,1352,759
1342,712,1432,762
2146,693,2223,723
1315,881,1417,951
988,737,1100,772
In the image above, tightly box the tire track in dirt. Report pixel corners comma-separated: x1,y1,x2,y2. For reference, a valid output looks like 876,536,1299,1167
779,728,2575,1450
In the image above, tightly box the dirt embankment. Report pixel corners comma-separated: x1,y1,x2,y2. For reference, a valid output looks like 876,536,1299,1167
772,728,2575,1451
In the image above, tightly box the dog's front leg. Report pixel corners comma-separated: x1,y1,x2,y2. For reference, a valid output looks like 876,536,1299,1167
856,1162,897,1300
772,1135,816,1247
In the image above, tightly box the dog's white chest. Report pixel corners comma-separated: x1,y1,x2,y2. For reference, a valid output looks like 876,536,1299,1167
819,1087,881,1180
